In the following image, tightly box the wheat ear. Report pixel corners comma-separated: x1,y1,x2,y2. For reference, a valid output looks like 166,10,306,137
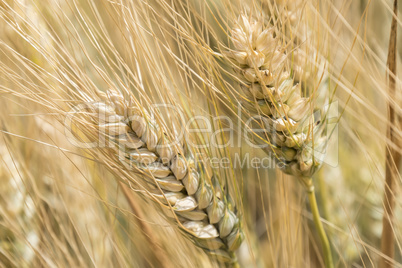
225,14,333,267
90,90,244,264
225,15,326,177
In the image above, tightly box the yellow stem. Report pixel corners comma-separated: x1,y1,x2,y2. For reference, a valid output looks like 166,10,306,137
301,177,334,268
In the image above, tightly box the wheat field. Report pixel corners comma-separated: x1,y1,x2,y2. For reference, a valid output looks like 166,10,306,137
0,0,401,267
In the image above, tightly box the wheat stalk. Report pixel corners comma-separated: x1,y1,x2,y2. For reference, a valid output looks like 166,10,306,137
89,89,244,264
380,0,400,267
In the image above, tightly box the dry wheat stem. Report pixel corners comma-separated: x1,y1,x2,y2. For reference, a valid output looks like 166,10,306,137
380,1,400,267
300,176,334,268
